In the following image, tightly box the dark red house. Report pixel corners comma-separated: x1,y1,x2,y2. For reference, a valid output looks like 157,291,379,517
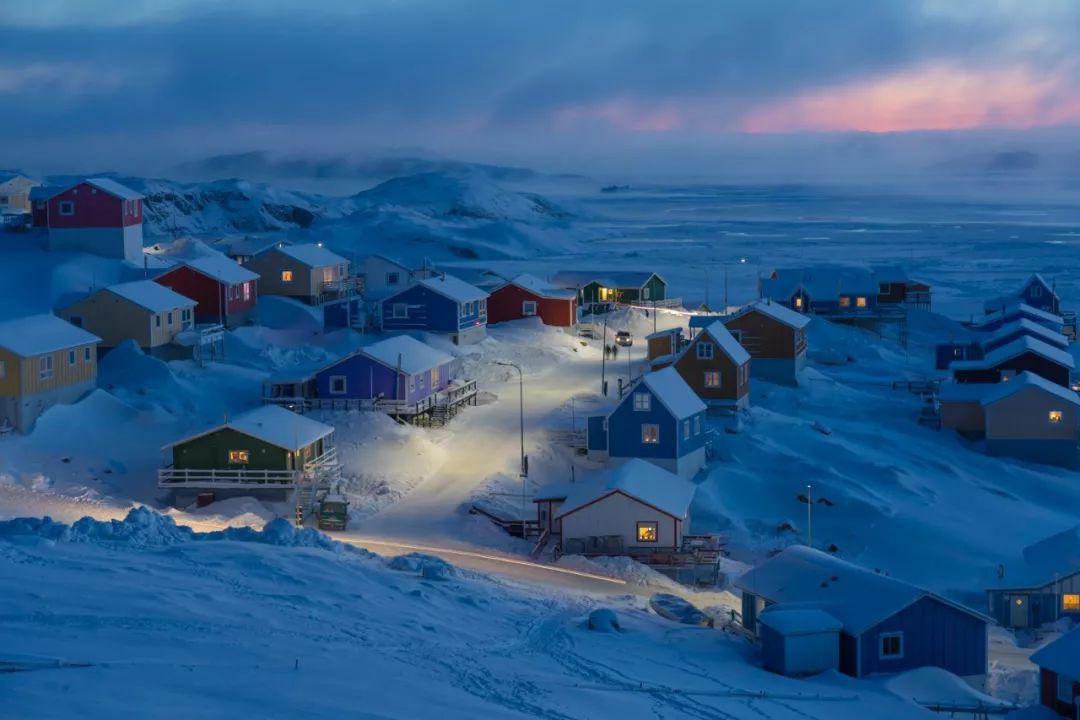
487,274,577,327
1032,628,1079,718
44,178,144,262
155,254,259,328
29,186,61,228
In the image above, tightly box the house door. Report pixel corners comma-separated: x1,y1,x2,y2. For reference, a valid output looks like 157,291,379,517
1009,595,1029,628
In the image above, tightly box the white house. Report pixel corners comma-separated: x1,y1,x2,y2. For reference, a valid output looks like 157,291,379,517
357,255,418,299
0,173,40,213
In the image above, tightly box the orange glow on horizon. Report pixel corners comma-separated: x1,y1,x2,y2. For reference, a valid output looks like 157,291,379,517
741,64,1080,134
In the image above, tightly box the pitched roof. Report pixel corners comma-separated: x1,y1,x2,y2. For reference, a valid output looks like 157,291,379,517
104,280,197,312
164,405,333,452
415,274,488,303
83,177,143,200
763,266,878,301
953,336,1075,372
29,185,62,201
174,254,259,285
1031,628,1080,678
734,545,988,635
645,327,683,341
979,371,1080,408
360,335,452,375
697,321,751,365
758,607,843,636
505,274,576,300
870,265,910,284
209,235,282,258
979,302,1064,328
554,459,695,520
550,270,663,290
726,300,811,330
937,381,993,403
0,314,101,356
638,367,707,419
277,243,347,268
982,319,1069,350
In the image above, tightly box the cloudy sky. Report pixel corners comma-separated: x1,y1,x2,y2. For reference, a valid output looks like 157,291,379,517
3,0,1080,174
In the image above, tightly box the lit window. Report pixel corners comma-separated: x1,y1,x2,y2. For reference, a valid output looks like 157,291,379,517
522,301,537,316
683,420,690,439
281,270,293,283
856,296,867,308
228,450,249,464
704,370,721,388
1064,594,1080,611
696,342,714,360
641,424,659,444
392,303,408,319
243,282,251,301
794,296,804,309
839,297,851,308
58,200,75,216
39,355,53,379
636,522,658,543
329,376,347,394
633,393,651,412
879,632,903,659
430,366,440,386
68,350,76,366
1049,410,1063,424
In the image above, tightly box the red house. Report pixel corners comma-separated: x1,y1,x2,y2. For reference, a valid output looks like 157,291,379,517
29,185,61,228
1031,628,1079,717
45,178,144,262
154,254,259,328
488,274,577,327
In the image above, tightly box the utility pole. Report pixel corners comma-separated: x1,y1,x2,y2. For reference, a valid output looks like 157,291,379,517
600,313,609,396
807,483,813,548
494,361,526,524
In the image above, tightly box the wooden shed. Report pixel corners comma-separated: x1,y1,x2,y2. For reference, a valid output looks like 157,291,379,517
758,608,842,677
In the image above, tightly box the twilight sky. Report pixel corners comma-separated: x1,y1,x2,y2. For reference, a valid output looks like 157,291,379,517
3,0,1080,174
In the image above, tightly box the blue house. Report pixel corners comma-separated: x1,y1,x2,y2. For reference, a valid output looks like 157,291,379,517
984,273,1060,316
761,266,879,314
586,366,708,479
381,274,489,345
986,523,1080,630
971,302,1065,334
736,546,989,680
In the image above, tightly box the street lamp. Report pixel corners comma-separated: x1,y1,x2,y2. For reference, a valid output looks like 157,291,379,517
494,361,527,527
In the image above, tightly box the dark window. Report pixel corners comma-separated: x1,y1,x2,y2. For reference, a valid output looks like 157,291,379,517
879,632,903,659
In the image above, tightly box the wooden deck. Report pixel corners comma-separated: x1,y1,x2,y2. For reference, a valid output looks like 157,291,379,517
262,380,479,427
158,448,340,490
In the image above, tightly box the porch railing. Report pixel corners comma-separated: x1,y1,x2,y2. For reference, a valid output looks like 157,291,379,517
158,447,339,488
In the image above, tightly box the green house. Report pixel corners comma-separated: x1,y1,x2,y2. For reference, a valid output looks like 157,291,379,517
550,271,667,306
159,405,338,490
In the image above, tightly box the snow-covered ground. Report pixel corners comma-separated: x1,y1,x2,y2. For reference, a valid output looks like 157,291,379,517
2,175,1079,715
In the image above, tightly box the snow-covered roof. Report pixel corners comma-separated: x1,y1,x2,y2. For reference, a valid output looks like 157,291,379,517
84,177,143,200
639,367,706,420
645,327,682,341
758,607,843,636
727,300,811,330
29,185,62,201
979,302,1064,328
104,280,196,312
1031,628,1080,678
983,274,1059,312
952,336,1075,372
979,372,1080,408
416,274,488,303
0,314,101,357
450,267,506,290
506,274,576,300
763,266,878,301
937,381,992,403
550,270,663,290
277,243,347,268
533,480,580,502
177,254,259,285
871,265,910,284
734,546,988,635
361,335,452,375
210,235,282,258
165,405,333,452
982,319,1068,350
697,321,751,365
555,459,695,520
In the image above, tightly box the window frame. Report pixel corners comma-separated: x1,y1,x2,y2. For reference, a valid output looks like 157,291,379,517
704,370,721,388
641,423,659,444
281,270,294,283
1056,672,1075,704
632,392,651,412
636,521,658,543
856,296,868,308
696,342,714,360
522,300,538,316
84,346,92,362
1049,410,1063,424
386,271,401,286
682,419,690,440
1063,593,1080,612
58,200,75,216
839,296,851,308
39,355,54,379
228,449,250,465
878,632,904,660
391,303,409,319
694,415,701,435
68,349,76,366
329,375,347,395
0,359,5,380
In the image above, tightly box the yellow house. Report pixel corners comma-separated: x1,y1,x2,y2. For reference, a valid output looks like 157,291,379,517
59,280,197,357
0,314,101,432
0,173,40,212
245,244,352,304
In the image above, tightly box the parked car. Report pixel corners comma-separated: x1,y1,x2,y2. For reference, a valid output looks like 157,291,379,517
614,330,633,347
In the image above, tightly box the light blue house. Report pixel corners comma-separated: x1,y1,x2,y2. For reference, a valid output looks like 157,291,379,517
760,266,879,314
737,546,990,681
984,273,1060,316
586,366,708,479
381,274,489,345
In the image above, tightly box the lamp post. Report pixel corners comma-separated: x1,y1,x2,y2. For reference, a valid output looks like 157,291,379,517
494,361,527,526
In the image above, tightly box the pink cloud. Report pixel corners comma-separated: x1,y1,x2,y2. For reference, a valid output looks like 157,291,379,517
741,64,1080,134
